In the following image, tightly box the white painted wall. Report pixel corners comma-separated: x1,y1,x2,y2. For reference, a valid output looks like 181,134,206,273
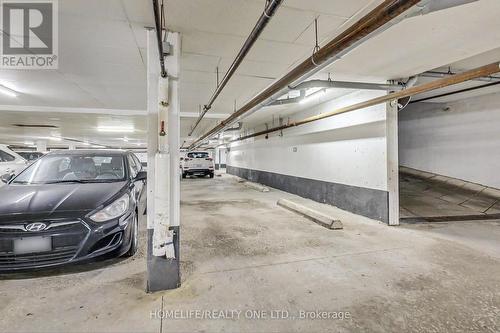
228,90,389,192
399,92,500,188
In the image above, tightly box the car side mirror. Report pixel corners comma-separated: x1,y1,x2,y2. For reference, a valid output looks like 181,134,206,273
135,171,147,181
1,173,13,184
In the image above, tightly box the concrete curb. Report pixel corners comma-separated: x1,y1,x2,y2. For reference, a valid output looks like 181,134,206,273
244,181,270,192
229,174,269,192
277,199,343,230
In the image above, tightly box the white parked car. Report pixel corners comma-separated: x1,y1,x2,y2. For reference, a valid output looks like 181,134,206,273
181,151,214,178
15,151,47,163
0,144,28,178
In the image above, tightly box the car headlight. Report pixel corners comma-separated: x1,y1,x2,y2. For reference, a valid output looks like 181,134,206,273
90,193,130,222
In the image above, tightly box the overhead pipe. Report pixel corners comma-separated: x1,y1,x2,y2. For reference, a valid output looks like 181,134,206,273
269,96,304,106
289,79,402,92
187,0,283,137
269,90,306,106
410,79,500,104
414,0,478,14
405,76,418,88
223,122,243,132
268,79,402,106
420,70,500,83
152,0,167,77
189,0,424,149
229,62,500,143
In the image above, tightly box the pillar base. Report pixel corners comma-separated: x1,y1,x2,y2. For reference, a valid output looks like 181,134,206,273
146,226,181,292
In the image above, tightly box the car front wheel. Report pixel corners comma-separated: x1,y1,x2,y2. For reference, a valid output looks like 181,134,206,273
124,212,139,257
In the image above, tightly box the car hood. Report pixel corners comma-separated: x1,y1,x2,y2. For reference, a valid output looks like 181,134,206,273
0,181,127,221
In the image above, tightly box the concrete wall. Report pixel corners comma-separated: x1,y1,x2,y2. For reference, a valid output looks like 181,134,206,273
227,90,393,223
399,92,500,188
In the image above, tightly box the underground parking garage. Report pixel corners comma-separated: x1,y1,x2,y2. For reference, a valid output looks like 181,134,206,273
0,0,500,332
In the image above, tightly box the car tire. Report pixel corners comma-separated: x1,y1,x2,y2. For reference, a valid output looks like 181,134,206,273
124,212,139,257
182,172,187,179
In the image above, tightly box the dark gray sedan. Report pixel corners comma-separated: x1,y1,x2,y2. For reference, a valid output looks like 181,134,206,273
0,150,146,271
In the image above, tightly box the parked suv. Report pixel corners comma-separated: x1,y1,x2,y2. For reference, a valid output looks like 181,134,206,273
0,144,28,179
181,151,214,178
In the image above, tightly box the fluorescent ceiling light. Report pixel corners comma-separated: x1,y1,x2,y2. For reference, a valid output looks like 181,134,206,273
123,137,129,142
47,136,62,141
299,96,312,104
305,87,323,95
0,84,19,97
97,126,135,133
299,89,326,104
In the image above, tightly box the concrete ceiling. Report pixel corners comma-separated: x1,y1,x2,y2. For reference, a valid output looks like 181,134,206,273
0,0,151,110
0,111,147,149
1,0,499,148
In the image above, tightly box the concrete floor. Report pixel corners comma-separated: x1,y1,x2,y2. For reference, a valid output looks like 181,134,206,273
400,171,500,221
1,173,499,332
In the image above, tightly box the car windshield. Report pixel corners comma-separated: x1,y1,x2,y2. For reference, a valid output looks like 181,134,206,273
12,154,126,184
187,152,209,158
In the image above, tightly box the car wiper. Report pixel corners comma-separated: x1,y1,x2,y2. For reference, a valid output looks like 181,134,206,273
44,180,88,184
92,179,120,183
45,179,121,184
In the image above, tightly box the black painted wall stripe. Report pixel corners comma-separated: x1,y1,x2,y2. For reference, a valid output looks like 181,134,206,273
215,163,227,170
227,165,389,223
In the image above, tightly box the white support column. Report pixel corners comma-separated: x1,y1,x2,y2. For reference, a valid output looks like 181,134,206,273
153,76,172,258
68,142,76,150
386,100,400,226
215,146,220,170
215,134,221,170
146,28,159,231
146,28,181,292
166,32,180,229
36,140,47,152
